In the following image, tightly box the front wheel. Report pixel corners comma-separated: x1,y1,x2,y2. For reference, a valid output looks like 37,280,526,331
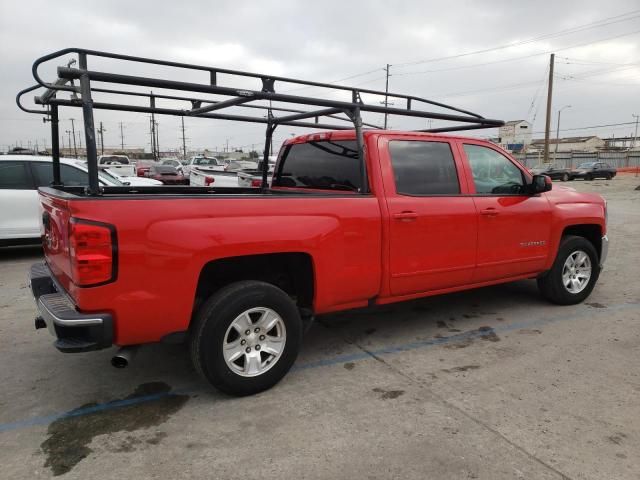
190,280,302,396
561,173,569,182
537,235,600,305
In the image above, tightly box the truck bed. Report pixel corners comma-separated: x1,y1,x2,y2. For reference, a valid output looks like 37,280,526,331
39,185,382,345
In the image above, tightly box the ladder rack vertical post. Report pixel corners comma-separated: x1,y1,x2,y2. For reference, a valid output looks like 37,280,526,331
261,115,276,192
78,52,100,195
50,104,62,186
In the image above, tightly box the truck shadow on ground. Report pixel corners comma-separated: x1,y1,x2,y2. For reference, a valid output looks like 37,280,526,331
50,279,547,398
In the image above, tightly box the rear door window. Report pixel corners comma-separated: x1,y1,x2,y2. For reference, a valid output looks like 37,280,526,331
0,161,33,189
273,140,362,192
388,140,460,195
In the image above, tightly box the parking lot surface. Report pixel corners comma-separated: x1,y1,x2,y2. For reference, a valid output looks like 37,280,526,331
1,176,639,479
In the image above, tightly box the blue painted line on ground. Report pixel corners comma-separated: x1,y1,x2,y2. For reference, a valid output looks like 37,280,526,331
293,301,639,370
0,301,637,434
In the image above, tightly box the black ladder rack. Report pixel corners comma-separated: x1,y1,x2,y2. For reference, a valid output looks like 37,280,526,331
17,48,505,196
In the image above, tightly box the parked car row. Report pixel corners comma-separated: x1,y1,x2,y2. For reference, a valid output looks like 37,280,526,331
528,162,617,181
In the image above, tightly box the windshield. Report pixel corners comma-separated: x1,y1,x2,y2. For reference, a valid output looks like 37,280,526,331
99,155,129,165
151,165,178,174
98,169,125,186
578,162,596,169
194,157,219,166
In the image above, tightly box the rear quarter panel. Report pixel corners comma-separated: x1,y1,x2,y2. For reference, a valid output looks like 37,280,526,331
65,195,382,345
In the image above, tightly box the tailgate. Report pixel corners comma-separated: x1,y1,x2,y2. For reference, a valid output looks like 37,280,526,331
39,191,74,294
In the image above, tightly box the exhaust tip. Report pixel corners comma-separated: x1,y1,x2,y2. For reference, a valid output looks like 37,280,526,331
110,346,138,368
111,355,128,368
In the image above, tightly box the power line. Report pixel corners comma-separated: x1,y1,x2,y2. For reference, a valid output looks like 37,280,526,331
393,29,640,78
283,67,383,93
532,121,637,135
394,10,640,67
556,76,640,87
526,64,550,125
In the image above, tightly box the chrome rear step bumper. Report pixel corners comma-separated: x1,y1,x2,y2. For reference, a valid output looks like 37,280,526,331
29,263,113,353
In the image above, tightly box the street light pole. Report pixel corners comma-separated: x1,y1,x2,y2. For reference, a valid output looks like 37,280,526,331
633,114,639,177
554,105,571,163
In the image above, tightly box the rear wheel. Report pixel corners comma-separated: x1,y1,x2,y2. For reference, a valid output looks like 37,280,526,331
561,173,569,182
190,280,302,396
537,235,600,305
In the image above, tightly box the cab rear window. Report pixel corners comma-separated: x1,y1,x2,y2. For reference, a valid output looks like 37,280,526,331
273,141,362,192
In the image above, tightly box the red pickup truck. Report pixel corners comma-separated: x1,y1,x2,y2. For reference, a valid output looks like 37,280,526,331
21,49,607,396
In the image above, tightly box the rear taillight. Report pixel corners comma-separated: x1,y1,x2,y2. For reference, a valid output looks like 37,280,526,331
250,179,262,187
69,219,117,287
205,176,215,186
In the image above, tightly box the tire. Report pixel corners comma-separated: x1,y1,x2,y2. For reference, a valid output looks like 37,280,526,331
561,173,569,182
604,173,611,180
190,280,302,396
537,235,600,305
585,174,592,181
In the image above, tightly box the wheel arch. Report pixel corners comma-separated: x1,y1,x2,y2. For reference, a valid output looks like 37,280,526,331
561,224,603,260
192,252,315,322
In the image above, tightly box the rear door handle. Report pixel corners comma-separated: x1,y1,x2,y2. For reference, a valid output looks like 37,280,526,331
480,208,499,216
393,211,418,221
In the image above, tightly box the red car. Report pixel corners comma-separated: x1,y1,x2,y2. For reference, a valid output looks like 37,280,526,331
135,160,156,177
145,164,188,185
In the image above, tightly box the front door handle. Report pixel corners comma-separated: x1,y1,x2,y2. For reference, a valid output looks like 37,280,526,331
480,208,499,217
393,211,418,221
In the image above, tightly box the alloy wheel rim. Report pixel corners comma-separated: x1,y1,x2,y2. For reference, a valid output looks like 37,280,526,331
222,307,286,377
562,250,592,294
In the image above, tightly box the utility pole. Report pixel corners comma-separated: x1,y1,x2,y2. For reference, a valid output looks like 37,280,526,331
65,130,72,156
154,121,160,158
554,105,571,162
543,53,555,163
97,122,106,155
180,117,187,160
383,63,391,129
149,116,156,159
70,118,78,158
633,114,639,177
119,122,125,150
151,114,158,160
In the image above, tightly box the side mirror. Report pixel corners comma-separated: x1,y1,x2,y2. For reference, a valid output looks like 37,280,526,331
531,174,552,194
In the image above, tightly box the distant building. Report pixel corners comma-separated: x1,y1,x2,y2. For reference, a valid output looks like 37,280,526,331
604,136,639,150
498,120,532,152
530,136,605,153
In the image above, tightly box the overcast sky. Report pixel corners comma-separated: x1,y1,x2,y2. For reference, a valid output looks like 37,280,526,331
1,0,639,154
